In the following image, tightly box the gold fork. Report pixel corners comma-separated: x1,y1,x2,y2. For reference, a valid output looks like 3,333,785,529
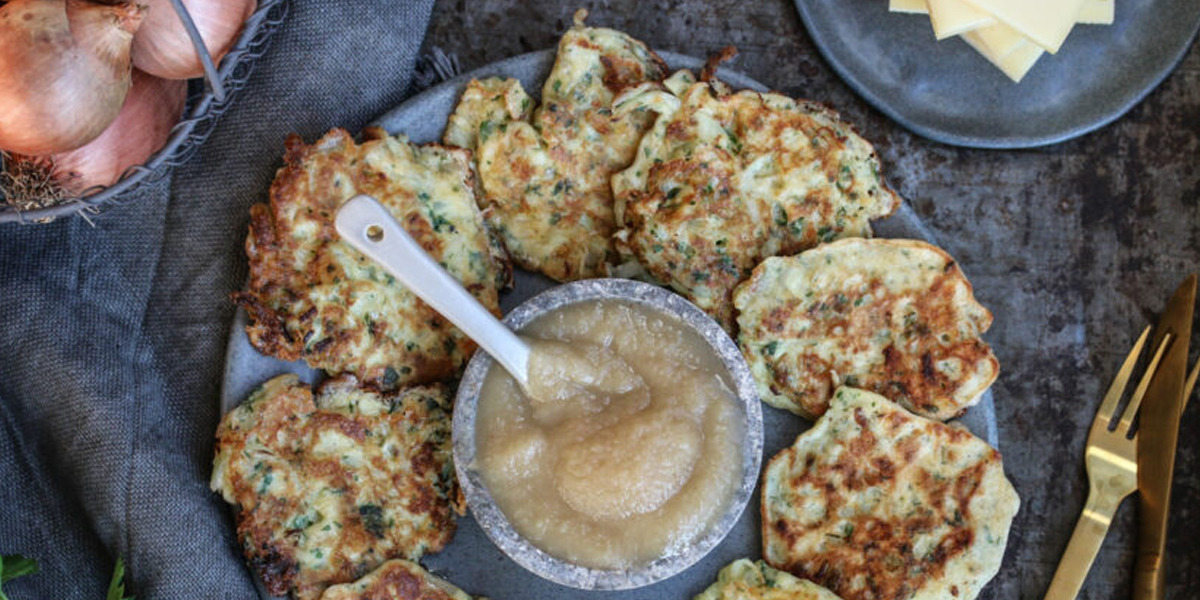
1184,359,1199,410
1043,326,1174,600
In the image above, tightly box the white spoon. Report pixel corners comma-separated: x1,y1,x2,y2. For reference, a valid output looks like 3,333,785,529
334,194,531,389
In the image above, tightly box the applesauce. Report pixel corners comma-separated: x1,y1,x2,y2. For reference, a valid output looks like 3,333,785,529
474,299,744,569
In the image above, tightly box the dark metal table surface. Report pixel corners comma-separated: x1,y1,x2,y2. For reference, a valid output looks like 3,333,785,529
424,1,1200,599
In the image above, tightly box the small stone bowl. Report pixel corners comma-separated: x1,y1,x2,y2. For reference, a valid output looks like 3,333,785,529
452,278,764,590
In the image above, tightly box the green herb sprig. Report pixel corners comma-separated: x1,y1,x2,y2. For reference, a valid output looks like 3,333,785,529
105,557,134,600
0,555,38,600
0,555,133,600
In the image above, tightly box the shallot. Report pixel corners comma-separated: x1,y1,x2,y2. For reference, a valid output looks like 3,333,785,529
0,0,146,155
49,69,188,195
131,0,255,80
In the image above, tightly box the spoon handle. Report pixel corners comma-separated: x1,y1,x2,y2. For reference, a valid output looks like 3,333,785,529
335,194,530,387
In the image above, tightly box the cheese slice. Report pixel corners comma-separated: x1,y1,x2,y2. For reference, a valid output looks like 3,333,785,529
926,0,994,39
891,0,1113,26
1078,0,1114,24
889,0,929,14
966,1,1113,64
962,31,1044,82
971,22,1025,58
960,0,1087,53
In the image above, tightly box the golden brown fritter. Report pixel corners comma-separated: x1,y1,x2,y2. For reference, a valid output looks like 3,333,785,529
443,77,533,151
611,70,901,329
211,374,465,600
233,127,509,390
443,9,667,281
318,559,474,600
693,558,845,600
762,387,1019,600
734,238,997,421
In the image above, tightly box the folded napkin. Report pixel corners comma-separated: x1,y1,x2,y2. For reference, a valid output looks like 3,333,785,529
0,1,435,597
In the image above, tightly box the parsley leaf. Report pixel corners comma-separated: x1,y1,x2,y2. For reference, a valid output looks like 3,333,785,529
105,558,134,600
0,555,132,600
1,555,38,584
1,555,39,600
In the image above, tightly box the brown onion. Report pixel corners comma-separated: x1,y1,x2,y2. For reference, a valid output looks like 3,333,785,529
47,69,187,195
0,0,146,155
131,0,255,80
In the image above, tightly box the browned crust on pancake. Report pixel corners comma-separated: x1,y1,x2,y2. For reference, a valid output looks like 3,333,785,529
449,19,668,281
317,559,473,600
761,388,1017,600
213,375,464,600
700,45,739,82
235,128,508,389
765,410,983,598
738,239,996,420
617,83,900,330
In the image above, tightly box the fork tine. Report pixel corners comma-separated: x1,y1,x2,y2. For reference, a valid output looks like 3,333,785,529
1116,332,1174,434
1096,326,1151,425
1183,358,1198,411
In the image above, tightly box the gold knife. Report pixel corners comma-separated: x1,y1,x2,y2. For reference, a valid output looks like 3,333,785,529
1133,273,1196,600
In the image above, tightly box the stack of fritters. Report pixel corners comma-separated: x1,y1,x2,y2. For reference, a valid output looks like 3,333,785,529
610,67,901,329
223,124,507,598
211,375,464,600
696,388,1017,600
444,9,667,281
222,10,1015,599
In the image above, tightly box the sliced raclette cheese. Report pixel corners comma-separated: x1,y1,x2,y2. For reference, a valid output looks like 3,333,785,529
962,30,1045,82
887,0,1113,83
891,0,1115,26
959,0,1087,53
970,22,1025,58
889,0,930,14
926,0,994,39
1077,0,1115,25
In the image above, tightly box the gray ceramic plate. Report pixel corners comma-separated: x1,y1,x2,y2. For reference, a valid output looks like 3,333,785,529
793,0,1200,148
220,50,1000,599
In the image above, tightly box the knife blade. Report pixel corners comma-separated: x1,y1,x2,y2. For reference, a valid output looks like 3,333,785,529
1133,273,1196,600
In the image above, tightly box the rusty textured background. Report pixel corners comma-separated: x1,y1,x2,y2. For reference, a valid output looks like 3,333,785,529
425,1,1200,598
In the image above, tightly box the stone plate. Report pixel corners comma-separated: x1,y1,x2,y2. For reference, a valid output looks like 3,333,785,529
793,0,1200,148
220,49,1000,599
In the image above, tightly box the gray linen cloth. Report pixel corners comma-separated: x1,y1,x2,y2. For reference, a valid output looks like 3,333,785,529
0,1,435,597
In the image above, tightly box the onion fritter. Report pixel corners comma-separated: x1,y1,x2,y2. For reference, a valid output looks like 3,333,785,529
443,9,667,281
734,238,997,420
233,128,509,389
694,558,844,600
612,71,901,329
211,375,465,600
762,387,1019,600
318,559,475,600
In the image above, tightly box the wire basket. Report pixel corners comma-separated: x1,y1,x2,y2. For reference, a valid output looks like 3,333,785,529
0,0,290,224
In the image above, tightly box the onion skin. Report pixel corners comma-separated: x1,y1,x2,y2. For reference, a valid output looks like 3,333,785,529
47,69,187,195
131,0,255,80
0,0,146,155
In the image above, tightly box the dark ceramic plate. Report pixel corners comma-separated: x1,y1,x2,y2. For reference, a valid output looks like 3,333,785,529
223,50,999,599
793,0,1200,148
